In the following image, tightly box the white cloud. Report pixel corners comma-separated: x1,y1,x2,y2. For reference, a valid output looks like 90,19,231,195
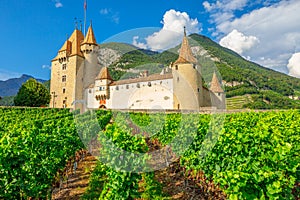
53,0,63,8
219,29,259,55
203,0,249,25
42,65,51,70
203,0,248,12
100,8,109,15
100,8,120,24
0,69,21,81
132,36,147,49
287,52,300,78
205,0,300,73
133,9,201,51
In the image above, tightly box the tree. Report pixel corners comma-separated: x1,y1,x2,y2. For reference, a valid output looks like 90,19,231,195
14,78,50,107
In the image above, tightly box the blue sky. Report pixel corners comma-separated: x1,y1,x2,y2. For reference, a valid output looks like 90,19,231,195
0,0,300,81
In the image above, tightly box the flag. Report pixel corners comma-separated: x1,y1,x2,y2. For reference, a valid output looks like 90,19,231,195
84,0,87,10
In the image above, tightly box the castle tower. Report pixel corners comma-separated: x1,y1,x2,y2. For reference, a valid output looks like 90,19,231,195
209,71,225,109
50,28,85,110
172,28,203,110
94,67,113,108
80,23,100,89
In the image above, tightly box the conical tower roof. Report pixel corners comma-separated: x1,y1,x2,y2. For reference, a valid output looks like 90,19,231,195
96,67,113,80
210,72,224,93
58,40,71,52
82,24,97,45
174,28,197,64
68,29,84,56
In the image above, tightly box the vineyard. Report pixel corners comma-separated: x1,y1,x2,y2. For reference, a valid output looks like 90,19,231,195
0,108,299,199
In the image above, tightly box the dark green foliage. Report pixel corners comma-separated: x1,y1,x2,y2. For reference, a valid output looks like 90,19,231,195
14,78,50,107
0,96,15,106
43,80,50,91
189,34,300,97
180,111,300,199
0,108,84,199
244,91,300,109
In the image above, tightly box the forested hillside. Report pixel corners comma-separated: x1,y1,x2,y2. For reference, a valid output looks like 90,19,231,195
102,34,300,109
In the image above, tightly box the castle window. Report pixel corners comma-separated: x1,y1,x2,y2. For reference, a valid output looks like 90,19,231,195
89,89,92,93
62,75,66,82
62,64,67,70
116,86,119,90
193,64,196,69
160,81,162,85
99,86,105,91
62,100,66,108
198,88,200,93
175,65,178,70
137,83,140,88
62,88,66,94
177,77,179,82
148,82,152,87
218,93,221,96
126,85,129,89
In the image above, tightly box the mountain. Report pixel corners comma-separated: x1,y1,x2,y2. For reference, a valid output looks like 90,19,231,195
0,74,47,97
99,34,300,109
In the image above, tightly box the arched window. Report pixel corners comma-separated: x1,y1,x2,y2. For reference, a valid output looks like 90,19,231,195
137,83,140,88
175,65,178,70
148,82,152,87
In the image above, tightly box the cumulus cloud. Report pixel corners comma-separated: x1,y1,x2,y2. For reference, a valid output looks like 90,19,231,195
219,29,259,55
204,0,300,74
287,52,300,78
132,36,147,49
132,9,201,51
53,0,63,8
0,69,21,81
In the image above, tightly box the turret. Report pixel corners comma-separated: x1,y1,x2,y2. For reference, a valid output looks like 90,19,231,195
81,22,97,53
94,67,113,108
209,71,225,109
171,27,203,110
80,22,100,89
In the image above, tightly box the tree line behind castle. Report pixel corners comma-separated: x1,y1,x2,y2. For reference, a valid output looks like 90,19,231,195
2,28,300,109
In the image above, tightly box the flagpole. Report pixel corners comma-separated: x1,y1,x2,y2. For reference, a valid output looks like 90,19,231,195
84,0,87,36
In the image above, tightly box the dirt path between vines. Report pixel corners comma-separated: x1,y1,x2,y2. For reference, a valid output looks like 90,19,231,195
52,119,226,200
51,155,97,200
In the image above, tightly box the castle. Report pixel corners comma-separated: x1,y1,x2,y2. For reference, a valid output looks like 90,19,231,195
50,24,225,111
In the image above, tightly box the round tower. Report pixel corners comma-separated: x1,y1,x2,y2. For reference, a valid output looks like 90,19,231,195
172,28,203,110
80,23,100,89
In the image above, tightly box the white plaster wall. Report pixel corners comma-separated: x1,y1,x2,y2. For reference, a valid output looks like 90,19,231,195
86,88,99,109
107,79,173,110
